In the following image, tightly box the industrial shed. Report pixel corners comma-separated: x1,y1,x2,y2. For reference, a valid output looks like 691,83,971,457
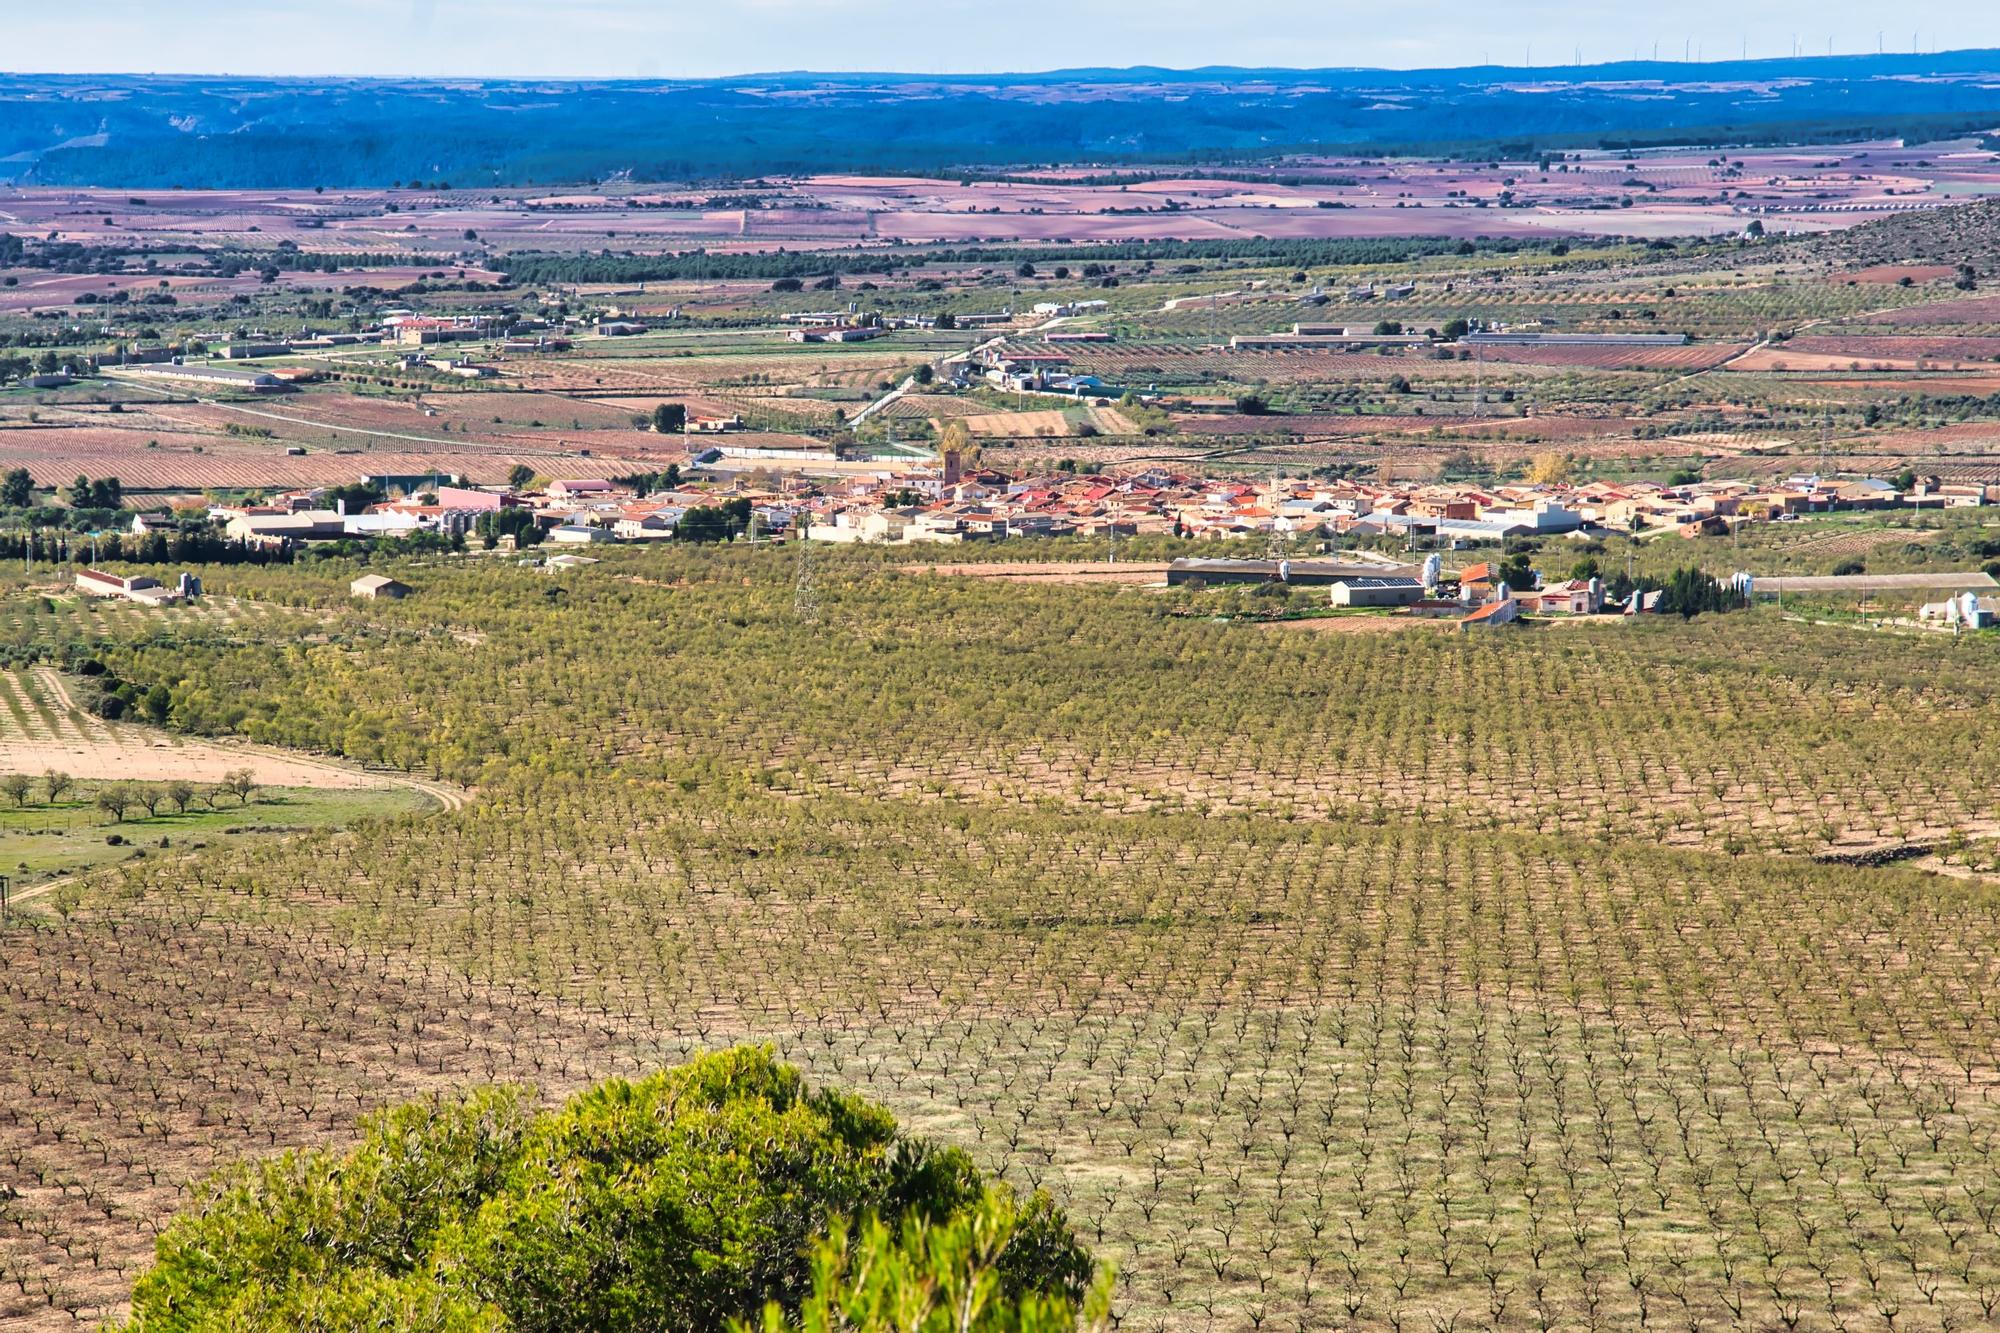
1328,576,1425,607
1167,557,1419,588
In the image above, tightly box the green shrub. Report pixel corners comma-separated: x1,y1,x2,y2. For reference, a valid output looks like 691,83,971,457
128,1047,1092,1333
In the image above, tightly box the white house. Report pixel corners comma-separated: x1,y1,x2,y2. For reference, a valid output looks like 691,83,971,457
614,511,682,541
1921,591,2000,629
1478,499,1584,533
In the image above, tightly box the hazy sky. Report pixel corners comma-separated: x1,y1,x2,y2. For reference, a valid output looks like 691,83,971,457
9,0,2000,77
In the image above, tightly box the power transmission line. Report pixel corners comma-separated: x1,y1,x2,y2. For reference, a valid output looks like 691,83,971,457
793,529,820,628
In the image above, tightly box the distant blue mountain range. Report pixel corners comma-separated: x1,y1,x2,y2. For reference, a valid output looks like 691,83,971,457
2,54,1998,187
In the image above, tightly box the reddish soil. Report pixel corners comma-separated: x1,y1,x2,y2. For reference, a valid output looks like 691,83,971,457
1842,264,1959,284
1730,335,2000,373
0,429,591,489
1878,295,2000,325
1268,614,1443,634
1464,344,1749,371
1807,374,2000,393
1173,413,1502,438
917,562,1168,584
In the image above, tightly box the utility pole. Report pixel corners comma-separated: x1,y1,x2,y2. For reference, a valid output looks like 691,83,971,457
1264,466,1286,562
1,875,10,928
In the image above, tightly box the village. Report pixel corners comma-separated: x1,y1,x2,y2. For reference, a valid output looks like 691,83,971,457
79,444,1983,632
175,446,1995,553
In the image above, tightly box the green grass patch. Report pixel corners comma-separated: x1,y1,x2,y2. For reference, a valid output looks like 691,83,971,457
0,783,433,886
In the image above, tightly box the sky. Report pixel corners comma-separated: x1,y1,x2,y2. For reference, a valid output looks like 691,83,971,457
8,0,2000,78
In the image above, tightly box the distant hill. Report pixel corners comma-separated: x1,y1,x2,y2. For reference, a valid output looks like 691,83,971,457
4,54,2000,187
1816,198,2000,270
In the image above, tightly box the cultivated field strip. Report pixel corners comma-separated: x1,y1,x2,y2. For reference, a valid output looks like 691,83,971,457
0,916,659,1324
9,550,2000,1329
40,790,2000,1333
0,668,105,747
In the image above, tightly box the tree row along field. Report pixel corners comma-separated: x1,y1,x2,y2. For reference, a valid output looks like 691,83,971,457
7,548,2000,1331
